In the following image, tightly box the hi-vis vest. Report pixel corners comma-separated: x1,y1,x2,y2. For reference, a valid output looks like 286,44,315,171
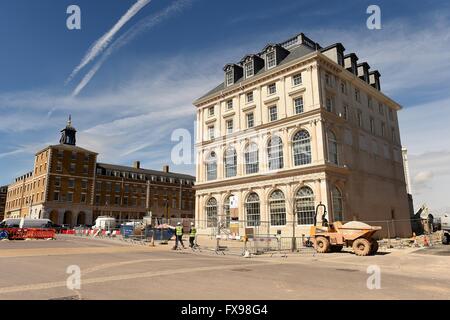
175,226,183,236
190,227,197,237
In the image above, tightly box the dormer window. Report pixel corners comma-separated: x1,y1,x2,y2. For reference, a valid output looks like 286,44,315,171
244,61,254,78
226,70,233,86
266,51,276,69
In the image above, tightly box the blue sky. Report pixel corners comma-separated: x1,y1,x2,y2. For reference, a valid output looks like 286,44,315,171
0,0,449,213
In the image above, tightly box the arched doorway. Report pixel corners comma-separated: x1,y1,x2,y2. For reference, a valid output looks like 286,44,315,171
50,210,59,224
63,211,73,226
77,212,86,226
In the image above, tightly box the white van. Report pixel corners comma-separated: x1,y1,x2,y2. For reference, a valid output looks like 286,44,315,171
0,218,54,229
94,216,116,230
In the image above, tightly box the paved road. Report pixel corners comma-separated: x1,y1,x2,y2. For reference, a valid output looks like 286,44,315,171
0,236,449,300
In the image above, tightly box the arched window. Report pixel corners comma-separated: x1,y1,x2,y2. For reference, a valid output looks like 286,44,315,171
206,151,217,181
269,190,286,226
328,131,338,165
332,186,343,222
245,143,259,174
223,195,233,227
293,130,312,166
224,147,237,178
206,197,218,227
245,193,260,227
295,187,315,225
267,135,284,170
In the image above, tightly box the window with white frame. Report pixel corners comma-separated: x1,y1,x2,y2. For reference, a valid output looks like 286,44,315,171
244,61,254,78
226,100,233,110
226,119,233,134
224,147,237,178
246,112,254,128
266,51,276,69
226,70,233,86
355,88,360,102
292,73,302,86
378,103,384,115
296,187,315,225
245,143,259,174
246,91,254,103
208,106,215,117
269,190,286,226
391,127,396,142
68,179,75,188
223,196,232,227
325,73,332,86
357,110,363,128
328,131,338,165
381,122,386,137
294,97,304,114
267,135,284,170
207,125,215,140
293,130,311,166
206,151,217,181
343,105,349,120
269,105,278,122
206,197,217,227
341,81,347,94
245,193,261,227
332,186,344,221
268,83,276,95
326,97,333,112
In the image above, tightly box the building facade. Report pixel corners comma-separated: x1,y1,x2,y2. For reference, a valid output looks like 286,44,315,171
0,185,7,221
193,33,411,238
4,119,195,226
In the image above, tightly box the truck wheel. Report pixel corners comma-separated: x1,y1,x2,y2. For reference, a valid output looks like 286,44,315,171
443,234,449,245
330,245,343,252
353,238,371,256
315,236,330,253
370,240,379,255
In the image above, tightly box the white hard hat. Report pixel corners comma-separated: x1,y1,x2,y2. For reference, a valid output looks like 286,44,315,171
191,222,194,226
177,222,181,225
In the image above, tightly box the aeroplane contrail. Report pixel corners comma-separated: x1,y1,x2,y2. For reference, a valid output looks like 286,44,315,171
66,0,152,85
71,0,191,97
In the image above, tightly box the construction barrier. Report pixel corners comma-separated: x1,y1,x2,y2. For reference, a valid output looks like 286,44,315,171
0,228,56,240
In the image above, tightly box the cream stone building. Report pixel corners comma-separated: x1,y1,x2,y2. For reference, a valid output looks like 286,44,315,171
193,33,412,238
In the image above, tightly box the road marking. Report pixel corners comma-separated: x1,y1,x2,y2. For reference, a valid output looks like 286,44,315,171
0,261,277,295
0,246,156,258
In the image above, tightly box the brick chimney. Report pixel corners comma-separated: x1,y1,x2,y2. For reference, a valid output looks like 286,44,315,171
133,161,141,169
163,165,169,173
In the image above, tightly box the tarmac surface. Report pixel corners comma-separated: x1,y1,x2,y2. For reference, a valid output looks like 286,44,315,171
0,235,449,300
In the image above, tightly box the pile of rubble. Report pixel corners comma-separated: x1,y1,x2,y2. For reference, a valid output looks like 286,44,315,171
379,230,444,249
